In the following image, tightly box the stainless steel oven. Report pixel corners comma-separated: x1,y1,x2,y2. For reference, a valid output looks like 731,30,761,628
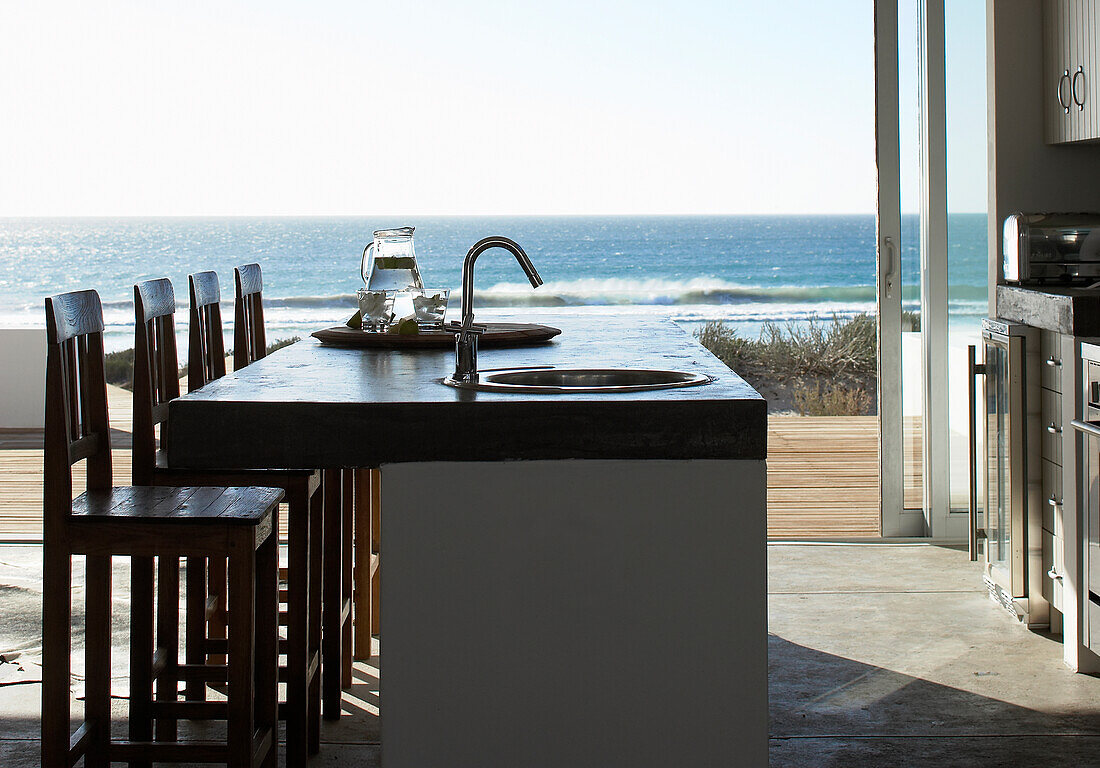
970,319,1049,627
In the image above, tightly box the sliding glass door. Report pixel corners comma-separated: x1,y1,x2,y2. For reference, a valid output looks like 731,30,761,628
877,0,978,537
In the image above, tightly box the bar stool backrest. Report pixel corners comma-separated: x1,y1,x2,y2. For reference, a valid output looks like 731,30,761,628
132,278,181,486
43,290,112,530
234,263,267,369
187,271,226,393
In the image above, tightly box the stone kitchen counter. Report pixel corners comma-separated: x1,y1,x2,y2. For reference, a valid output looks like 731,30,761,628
997,284,1100,335
167,310,766,469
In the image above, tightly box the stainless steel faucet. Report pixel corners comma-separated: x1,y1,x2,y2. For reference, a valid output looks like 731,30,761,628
445,236,543,383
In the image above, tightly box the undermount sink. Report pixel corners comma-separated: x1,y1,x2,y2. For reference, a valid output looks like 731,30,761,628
442,367,715,393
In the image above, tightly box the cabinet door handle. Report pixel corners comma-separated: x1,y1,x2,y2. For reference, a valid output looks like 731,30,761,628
1073,419,1100,439
1048,422,1063,434
1060,70,1072,113
1048,567,1063,581
1046,355,1062,367
1074,65,1087,110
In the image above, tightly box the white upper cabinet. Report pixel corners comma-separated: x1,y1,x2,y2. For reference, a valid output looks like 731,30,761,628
1045,0,1099,144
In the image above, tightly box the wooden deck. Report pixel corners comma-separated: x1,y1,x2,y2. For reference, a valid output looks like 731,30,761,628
0,392,884,540
767,415,880,538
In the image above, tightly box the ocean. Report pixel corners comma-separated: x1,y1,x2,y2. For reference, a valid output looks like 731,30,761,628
0,214,988,353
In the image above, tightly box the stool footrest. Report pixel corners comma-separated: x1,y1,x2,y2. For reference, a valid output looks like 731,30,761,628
150,700,228,720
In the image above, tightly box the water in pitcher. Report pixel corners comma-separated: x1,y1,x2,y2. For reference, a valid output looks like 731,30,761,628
361,227,424,292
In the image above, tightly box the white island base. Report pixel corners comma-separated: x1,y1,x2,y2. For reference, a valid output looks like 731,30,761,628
381,459,768,768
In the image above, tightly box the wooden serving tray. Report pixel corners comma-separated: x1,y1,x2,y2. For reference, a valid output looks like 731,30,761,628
311,322,561,349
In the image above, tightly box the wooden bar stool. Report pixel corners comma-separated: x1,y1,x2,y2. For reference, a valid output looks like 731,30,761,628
131,275,323,763
41,289,280,768
235,263,355,717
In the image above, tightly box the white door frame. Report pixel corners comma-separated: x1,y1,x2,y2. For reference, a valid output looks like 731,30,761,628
876,0,911,536
877,0,954,537
918,0,959,538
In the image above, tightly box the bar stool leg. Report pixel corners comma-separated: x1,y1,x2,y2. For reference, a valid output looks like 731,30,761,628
309,486,323,753
353,469,372,660
209,556,228,665
227,539,257,768
84,554,113,768
256,527,280,768
155,556,180,742
371,469,381,638
285,490,310,765
129,555,155,768
341,470,354,689
322,469,343,720
185,555,208,700
41,543,72,766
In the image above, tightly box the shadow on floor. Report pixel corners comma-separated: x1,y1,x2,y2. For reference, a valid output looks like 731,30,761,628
769,634,1100,767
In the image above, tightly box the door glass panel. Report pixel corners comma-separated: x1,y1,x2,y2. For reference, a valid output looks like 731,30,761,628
946,0,989,513
898,0,924,512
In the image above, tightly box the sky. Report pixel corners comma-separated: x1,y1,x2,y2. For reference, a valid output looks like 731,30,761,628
0,0,986,217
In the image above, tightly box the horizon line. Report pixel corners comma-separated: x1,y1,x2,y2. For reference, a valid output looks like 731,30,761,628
0,210,988,219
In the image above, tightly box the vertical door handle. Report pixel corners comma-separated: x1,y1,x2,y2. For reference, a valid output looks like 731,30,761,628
1060,70,1072,113
1074,66,1087,110
883,236,896,300
969,345,986,562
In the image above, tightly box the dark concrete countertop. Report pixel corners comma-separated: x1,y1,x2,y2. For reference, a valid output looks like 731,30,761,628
167,310,766,468
996,284,1100,335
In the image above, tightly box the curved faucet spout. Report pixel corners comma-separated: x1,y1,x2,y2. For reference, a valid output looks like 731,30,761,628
446,236,543,384
460,236,543,321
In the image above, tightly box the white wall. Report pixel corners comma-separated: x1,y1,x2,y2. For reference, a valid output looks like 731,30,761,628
382,459,768,768
0,329,46,429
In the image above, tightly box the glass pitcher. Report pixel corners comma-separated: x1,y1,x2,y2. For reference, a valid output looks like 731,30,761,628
361,227,425,292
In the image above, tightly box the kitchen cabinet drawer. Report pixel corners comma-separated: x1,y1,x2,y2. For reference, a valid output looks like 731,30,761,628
1043,459,1064,537
1043,528,1064,611
1042,388,1064,466
1040,330,1064,393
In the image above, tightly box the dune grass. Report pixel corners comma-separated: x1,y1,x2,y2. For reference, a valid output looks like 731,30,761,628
695,315,877,415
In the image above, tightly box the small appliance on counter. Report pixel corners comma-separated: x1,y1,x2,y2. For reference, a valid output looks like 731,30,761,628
969,319,1050,628
1003,212,1100,284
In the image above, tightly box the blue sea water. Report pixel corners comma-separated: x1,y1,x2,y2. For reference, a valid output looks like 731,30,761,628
0,214,988,352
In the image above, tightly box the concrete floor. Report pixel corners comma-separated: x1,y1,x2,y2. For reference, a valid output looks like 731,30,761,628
2,543,1100,766
769,543,1100,767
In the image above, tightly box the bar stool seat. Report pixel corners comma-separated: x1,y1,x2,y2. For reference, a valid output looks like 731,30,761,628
71,485,278,526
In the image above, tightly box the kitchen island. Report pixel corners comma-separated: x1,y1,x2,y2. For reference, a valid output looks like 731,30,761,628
168,310,768,767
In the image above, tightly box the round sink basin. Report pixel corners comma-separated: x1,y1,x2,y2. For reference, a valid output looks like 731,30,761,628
442,367,714,393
